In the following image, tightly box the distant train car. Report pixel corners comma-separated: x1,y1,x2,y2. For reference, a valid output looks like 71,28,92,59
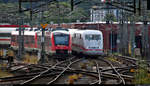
11,30,38,52
36,31,51,54
0,27,17,48
71,29,103,56
49,28,72,56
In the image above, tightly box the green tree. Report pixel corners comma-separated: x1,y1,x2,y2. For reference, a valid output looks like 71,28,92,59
103,13,117,22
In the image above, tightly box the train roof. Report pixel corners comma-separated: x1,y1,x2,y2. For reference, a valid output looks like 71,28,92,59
52,30,70,35
51,27,69,32
11,31,36,36
74,30,102,35
64,21,147,25
0,27,17,33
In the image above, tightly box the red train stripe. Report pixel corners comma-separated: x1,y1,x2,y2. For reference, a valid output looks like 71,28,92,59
35,33,38,48
69,34,72,51
0,25,29,28
72,43,103,51
0,39,10,41
51,33,55,51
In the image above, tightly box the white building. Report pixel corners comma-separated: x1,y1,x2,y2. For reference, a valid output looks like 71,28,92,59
90,6,121,22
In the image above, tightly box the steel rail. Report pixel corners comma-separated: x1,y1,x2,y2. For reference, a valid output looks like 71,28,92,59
50,67,133,80
20,56,75,84
100,58,126,85
47,58,82,84
0,66,133,83
90,81,99,85
95,61,102,84
101,65,137,72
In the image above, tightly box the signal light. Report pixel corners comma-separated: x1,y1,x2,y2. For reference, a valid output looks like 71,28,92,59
41,24,48,29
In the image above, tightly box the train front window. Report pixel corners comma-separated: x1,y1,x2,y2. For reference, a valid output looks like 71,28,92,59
54,35,69,46
85,34,101,41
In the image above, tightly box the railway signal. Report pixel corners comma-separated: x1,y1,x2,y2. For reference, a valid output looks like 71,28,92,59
41,24,48,29
39,24,48,64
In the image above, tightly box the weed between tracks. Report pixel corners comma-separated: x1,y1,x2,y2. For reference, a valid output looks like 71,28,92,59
106,56,118,63
23,54,39,64
0,64,13,78
133,60,150,84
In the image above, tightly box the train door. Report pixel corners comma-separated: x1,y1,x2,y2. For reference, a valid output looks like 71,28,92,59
109,33,117,52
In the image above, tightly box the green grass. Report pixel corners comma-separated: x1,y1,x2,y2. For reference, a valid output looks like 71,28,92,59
133,61,150,84
0,70,13,78
0,64,13,78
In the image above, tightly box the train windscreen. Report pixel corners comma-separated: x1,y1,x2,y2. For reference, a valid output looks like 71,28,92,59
54,35,69,46
85,34,101,41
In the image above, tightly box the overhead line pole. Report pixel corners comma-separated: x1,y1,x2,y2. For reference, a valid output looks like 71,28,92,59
30,0,33,29
56,0,60,26
18,0,24,60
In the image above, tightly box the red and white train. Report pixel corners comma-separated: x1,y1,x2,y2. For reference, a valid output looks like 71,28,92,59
10,28,72,57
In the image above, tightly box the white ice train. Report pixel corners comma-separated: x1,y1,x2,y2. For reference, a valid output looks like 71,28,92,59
69,29,103,56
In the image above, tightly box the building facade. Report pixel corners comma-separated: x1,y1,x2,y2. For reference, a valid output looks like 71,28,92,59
90,6,121,22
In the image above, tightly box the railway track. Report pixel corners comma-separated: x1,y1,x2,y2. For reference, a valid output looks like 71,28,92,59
20,56,76,84
0,55,135,84
47,58,82,84
99,57,125,84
